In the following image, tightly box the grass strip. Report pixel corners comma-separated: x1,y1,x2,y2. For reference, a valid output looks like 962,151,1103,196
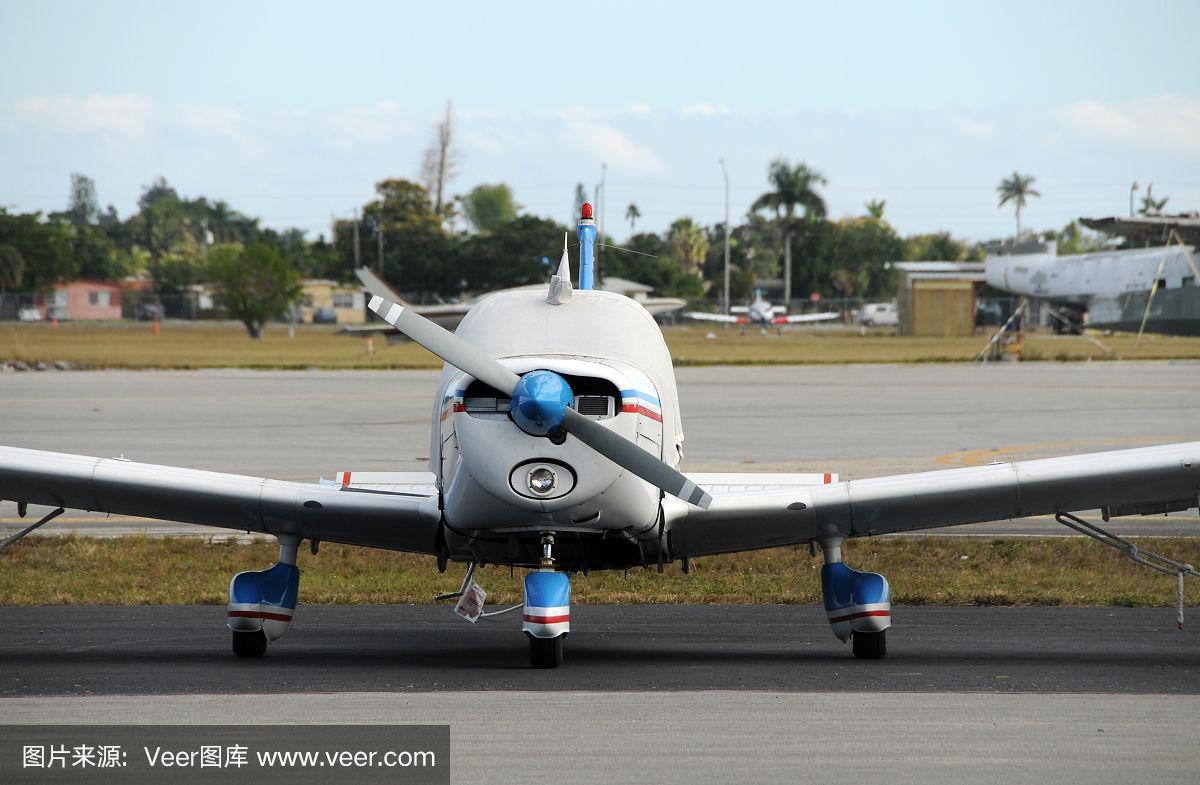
2,535,1196,607
6,322,1200,369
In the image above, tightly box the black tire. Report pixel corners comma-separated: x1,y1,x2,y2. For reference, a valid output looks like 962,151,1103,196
232,629,268,658
852,629,886,659
529,635,564,669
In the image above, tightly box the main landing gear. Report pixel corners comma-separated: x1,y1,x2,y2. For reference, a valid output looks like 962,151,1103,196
228,533,300,658
523,533,569,669
818,535,891,659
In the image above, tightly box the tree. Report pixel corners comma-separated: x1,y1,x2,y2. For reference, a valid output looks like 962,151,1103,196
138,176,179,211
418,100,460,217
996,172,1040,239
207,243,301,338
865,199,886,219
457,215,567,292
752,159,827,305
0,244,23,294
905,232,975,262
66,173,99,226
1139,183,1169,216
1046,221,1106,256
625,203,641,236
0,209,76,290
461,183,519,235
667,218,709,275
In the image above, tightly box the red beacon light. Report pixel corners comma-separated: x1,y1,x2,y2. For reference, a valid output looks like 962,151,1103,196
580,202,593,219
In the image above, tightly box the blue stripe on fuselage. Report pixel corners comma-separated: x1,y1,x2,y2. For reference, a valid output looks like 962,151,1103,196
619,389,660,406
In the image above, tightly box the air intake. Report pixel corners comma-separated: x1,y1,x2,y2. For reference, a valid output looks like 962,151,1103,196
574,395,613,417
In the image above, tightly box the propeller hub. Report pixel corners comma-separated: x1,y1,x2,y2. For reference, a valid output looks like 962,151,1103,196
510,370,574,437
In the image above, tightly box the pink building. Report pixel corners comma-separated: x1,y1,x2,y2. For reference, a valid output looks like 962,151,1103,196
44,281,123,321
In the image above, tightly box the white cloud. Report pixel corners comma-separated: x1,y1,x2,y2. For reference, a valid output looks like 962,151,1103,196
1061,95,1200,158
14,93,153,138
565,119,665,174
329,99,413,144
681,103,730,117
622,102,653,116
172,103,242,137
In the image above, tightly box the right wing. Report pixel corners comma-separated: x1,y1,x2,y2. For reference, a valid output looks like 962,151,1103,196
666,442,1200,558
0,446,441,554
683,311,747,324
773,311,841,324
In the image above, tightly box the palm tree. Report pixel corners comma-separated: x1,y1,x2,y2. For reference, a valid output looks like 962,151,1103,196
1139,183,1169,216
625,203,641,236
865,199,886,219
996,172,1040,240
752,159,826,306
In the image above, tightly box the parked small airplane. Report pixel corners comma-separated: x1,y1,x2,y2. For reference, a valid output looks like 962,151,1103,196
685,289,840,333
2,204,1197,668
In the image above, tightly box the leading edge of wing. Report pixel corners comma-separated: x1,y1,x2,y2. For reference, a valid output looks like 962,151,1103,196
0,445,441,554
666,441,1200,558
683,312,744,324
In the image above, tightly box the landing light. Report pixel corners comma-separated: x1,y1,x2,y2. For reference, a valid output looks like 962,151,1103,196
528,467,557,495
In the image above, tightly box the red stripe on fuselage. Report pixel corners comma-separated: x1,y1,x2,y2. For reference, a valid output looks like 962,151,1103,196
620,403,663,422
823,472,831,484
523,613,570,624
228,610,293,622
827,609,889,624
341,472,351,488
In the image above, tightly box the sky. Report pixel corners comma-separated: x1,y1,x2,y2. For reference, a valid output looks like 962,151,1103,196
1,0,1198,243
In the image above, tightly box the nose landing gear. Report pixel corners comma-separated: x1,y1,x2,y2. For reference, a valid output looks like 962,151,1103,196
523,533,569,668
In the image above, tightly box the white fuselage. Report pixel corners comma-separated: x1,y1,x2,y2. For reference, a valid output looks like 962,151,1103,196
429,289,682,536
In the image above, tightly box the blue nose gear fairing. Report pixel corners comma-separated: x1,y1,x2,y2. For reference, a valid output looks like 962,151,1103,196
510,370,575,437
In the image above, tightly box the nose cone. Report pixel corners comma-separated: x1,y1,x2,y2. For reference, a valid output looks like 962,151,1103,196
511,370,574,436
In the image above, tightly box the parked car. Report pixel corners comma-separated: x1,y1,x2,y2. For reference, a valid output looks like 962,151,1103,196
311,307,338,324
17,306,42,322
137,303,164,321
857,302,898,327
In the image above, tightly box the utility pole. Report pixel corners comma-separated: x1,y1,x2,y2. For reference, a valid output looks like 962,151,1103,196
376,216,384,274
720,158,731,316
353,208,361,270
597,163,606,285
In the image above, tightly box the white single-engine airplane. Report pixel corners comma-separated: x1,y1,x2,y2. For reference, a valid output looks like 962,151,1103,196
2,204,1198,669
685,289,840,334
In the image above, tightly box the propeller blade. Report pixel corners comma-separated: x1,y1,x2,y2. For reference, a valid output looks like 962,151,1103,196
561,408,712,509
368,294,711,509
367,295,520,396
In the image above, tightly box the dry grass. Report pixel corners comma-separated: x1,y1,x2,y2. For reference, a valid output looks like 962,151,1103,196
1,536,1196,607
4,322,1200,369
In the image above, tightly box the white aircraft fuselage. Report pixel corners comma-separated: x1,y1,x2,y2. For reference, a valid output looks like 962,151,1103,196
430,289,679,562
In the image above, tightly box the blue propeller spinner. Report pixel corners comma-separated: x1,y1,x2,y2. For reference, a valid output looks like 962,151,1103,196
510,370,574,437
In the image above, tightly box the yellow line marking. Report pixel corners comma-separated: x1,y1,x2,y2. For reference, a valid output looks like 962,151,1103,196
933,437,1190,467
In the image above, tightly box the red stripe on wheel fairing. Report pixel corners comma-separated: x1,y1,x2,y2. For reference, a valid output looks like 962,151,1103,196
827,609,890,624
523,614,570,624
228,610,293,622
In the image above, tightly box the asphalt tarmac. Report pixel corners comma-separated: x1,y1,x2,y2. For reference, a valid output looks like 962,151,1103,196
2,605,1197,696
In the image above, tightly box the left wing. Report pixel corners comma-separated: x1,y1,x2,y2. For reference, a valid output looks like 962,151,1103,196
772,311,841,325
0,446,441,554
666,442,1200,557
684,311,746,324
